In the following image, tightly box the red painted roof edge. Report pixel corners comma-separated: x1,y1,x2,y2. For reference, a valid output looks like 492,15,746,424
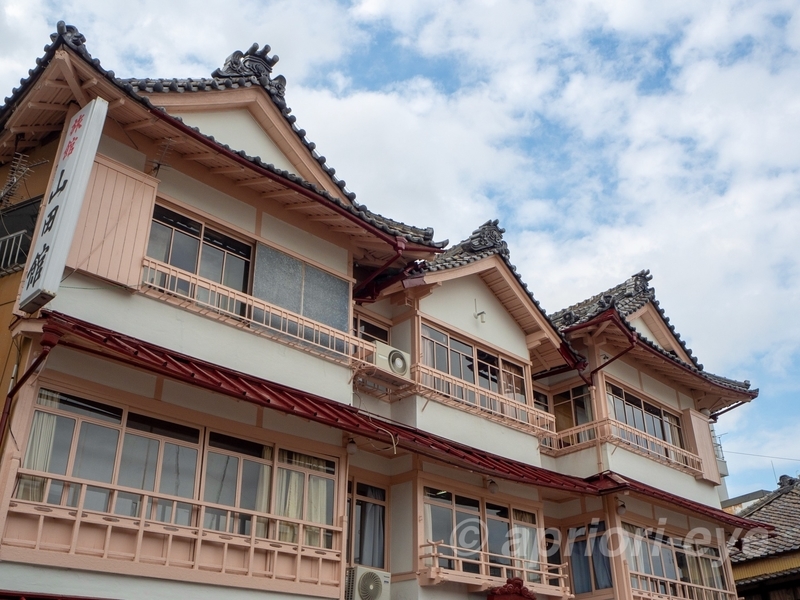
40,311,596,495
588,471,774,532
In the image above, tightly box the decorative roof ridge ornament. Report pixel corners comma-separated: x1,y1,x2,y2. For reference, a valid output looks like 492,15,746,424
212,43,286,98
465,219,507,253
51,21,86,50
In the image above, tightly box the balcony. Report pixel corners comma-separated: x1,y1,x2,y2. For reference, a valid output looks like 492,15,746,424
141,257,376,366
629,570,737,600
540,419,703,477
0,230,28,277
414,364,557,438
3,468,342,596
419,540,571,598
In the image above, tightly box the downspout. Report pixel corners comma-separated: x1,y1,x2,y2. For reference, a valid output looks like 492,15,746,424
0,326,61,455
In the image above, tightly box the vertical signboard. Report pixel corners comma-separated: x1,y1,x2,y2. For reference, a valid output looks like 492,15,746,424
19,97,109,314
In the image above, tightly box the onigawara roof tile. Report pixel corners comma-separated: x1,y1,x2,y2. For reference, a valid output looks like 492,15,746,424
0,22,446,250
730,476,800,565
549,270,756,397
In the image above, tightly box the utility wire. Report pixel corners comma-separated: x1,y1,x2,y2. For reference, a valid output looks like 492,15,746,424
725,450,800,462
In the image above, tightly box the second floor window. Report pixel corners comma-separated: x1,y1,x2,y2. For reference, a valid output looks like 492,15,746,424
553,385,593,432
606,383,684,449
420,324,528,405
146,204,251,293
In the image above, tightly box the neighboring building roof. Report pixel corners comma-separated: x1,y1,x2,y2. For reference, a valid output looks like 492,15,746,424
549,270,756,397
722,489,771,511
731,476,800,564
0,22,445,250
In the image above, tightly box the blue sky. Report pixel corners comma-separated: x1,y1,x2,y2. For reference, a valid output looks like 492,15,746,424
1,0,798,498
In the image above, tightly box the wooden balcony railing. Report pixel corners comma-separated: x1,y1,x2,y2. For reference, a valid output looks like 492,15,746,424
0,229,27,276
414,364,557,438
540,418,703,476
141,257,376,365
630,570,737,600
3,469,341,596
419,540,571,597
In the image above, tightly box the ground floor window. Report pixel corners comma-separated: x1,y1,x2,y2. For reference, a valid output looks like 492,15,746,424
16,387,339,548
347,480,387,568
566,520,613,594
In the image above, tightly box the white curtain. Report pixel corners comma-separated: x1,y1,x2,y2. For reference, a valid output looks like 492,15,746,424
423,503,434,566
513,511,540,583
359,487,385,568
276,467,304,542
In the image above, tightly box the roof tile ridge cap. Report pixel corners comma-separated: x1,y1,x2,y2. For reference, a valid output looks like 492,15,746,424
739,484,799,518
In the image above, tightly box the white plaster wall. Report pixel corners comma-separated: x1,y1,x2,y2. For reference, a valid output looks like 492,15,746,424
390,481,414,574
602,358,640,390
419,275,528,360
629,317,660,348
0,563,325,600
585,496,603,512
390,319,412,355
551,447,604,479
349,449,409,476
46,346,157,398
543,498,582,519
261,215,348,275
641,373,680,411
679,393,694,411
654,506,690,530
261,410,343,447
158,167,257,234
48,272,353,404
98,135,147,171
602,358,681,411
412,396,542,465
607,445,721,507
367,298,393,319
173,109,295,173
162,379,258,426
354,392,392,420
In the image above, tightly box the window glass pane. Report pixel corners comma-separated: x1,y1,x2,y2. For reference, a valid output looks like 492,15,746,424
487,518,511,569
223,253,249,292
146,221,172,262
39,389,122,423
23,411,74,475
424,487,452,502
204,452,239,507
240,460,271,512
461,355,475,384
451,339,473,355
358,320,389,344
307,475,334,525
72,422,119,484
591,535,614,589
159,443,197,498
302,265,349,331
356,483,386,501
127,413,199,443
450,350,462,379
354,498,385,568
170,230,200,273
455,495,480,511
210,432,271,459
425,503,454,560
199,243,224,283
456,510,482,571
118,433,159,491
421,325,448,345
153,205,202,236
252,243,303,314
575,397,593,425
435,343,448,373
570,539,592,594
278,449,335,474
486,503,509,518
276,468,304,519
555,400,575,431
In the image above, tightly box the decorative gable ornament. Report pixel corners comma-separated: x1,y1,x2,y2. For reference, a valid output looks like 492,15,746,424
212,43,286,98
466,219,507,252
487,578,538,600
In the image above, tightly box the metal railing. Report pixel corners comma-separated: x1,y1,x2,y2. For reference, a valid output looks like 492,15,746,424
6,469,342,584
414,363,557,437
0,230,28,276
629,571,737,600
419,540,571,596
541,418,703,476
141,257,376,365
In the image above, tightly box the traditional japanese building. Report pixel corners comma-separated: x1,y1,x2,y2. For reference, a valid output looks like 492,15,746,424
0,21,769,600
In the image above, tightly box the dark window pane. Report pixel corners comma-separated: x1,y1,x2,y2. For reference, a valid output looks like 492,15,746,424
356,483,386,501
72,422,119,484
486,503,509,518
153,205,201,237
170,230,200,273
203,228,251,260
159,443,197,498
127,413,200,444
240,460,271,512
204,452,239,506
455,495,480,511
450,338,473,355
358,320,389,343
40,390,122,424
223,254,249,292
118,433,159,491
278,449,335,474
146,221,172,262
424,487,452,502
421,325,448,344
199,243,224,283
435,343,448,373
450,350,462,379
209,431,269,459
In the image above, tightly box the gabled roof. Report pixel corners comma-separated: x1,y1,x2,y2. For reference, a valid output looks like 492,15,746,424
550,270,756,401
409,220,584,373
731,476,800,565
0,22,446,252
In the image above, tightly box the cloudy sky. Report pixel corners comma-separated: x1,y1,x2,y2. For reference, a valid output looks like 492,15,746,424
2,0,798,497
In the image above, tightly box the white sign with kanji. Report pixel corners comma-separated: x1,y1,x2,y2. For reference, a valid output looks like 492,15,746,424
20,97,108,314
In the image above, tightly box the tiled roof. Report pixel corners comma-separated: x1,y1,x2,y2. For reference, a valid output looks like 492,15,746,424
0,22,445,250
549,270,755,397
731,476,800,564
414,220,582,367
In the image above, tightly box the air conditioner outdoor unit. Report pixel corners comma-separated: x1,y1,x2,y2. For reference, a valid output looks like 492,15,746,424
374,341,411,380
346,566,391,600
